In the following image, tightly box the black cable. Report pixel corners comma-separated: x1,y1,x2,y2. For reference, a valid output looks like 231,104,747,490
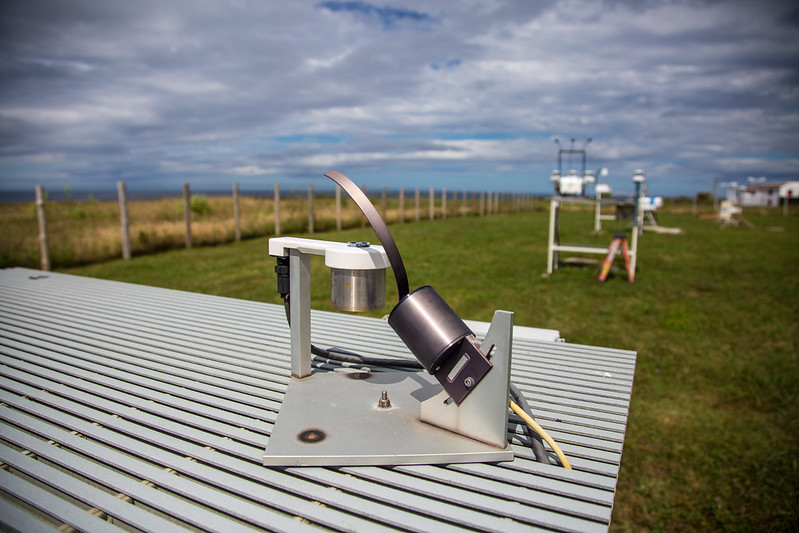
315,345,425,369
282,297,423,368
510,382,552,464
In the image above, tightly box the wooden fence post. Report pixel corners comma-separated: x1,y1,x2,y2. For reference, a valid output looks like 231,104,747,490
232,182,241,242
35,185,50,271
336,186,342,231
399,188,405,224
183,182,192,248
381,187,387,221
308,183,314,234
429,187,435,220
117,181,131,260
274,183,281,236
414,188,420,222
442,188,447,219
462,191,467,216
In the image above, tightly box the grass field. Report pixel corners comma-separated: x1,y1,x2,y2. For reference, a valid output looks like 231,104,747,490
19,206,799,530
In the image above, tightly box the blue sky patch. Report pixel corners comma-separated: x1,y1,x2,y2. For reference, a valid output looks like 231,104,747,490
318,1,431,28
431,59,461,71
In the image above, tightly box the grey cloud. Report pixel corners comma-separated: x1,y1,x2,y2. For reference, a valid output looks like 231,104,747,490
0,0,797,195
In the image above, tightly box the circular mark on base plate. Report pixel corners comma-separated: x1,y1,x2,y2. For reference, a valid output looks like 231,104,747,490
297,429,326,444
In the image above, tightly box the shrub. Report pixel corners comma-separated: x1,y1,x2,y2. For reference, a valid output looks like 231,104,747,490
181,194,212,216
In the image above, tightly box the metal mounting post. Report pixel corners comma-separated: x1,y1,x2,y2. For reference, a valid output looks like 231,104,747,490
289,248,312,378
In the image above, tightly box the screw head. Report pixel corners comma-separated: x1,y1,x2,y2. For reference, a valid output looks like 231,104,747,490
464,377,474,388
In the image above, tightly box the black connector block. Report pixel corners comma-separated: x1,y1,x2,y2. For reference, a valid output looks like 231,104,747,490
275,256,290,299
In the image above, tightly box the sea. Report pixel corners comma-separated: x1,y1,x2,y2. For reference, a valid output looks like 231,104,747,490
0,188,301,204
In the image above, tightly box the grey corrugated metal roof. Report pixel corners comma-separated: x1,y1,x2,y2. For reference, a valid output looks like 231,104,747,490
0,267,636,532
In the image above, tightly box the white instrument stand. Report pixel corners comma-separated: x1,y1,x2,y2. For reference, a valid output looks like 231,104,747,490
263,237,515,467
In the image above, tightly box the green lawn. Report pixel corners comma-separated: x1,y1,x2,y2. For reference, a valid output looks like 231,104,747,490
66,210,799,531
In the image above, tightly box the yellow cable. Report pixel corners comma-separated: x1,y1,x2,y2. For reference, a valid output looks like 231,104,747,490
509,400,572,470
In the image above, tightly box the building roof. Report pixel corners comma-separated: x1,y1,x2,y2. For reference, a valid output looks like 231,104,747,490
0,268,636,532
742,181,789,191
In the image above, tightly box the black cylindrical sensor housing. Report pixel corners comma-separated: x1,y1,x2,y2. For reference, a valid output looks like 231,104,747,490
388,285,473,373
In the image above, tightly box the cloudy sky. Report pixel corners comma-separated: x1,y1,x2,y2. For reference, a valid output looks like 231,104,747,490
1,0,797,197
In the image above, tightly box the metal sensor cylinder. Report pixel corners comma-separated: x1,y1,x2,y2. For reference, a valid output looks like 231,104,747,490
331,268,386,312
388,285,473,373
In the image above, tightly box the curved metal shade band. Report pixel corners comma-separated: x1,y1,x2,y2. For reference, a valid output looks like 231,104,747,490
324,170,410,299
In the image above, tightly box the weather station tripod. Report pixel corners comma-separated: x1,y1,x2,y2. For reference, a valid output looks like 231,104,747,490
598,232,633,283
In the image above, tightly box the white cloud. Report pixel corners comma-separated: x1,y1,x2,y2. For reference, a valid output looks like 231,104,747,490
231,165,278,176
0,0,797,194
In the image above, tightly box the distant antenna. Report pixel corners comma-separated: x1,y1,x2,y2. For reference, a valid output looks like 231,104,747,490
555,137,590,177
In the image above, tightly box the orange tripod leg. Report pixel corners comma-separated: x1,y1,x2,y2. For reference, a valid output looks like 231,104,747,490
622,239,633,282
598,238,621,282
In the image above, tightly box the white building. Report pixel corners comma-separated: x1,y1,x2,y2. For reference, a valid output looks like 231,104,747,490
727,181,799,207
779,181,799,200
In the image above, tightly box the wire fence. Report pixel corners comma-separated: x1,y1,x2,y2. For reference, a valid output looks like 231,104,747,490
6,181,774,270
6,182,547,270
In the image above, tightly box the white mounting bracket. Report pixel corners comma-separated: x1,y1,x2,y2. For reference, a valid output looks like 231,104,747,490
421,310,514,449
268,236,390,377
